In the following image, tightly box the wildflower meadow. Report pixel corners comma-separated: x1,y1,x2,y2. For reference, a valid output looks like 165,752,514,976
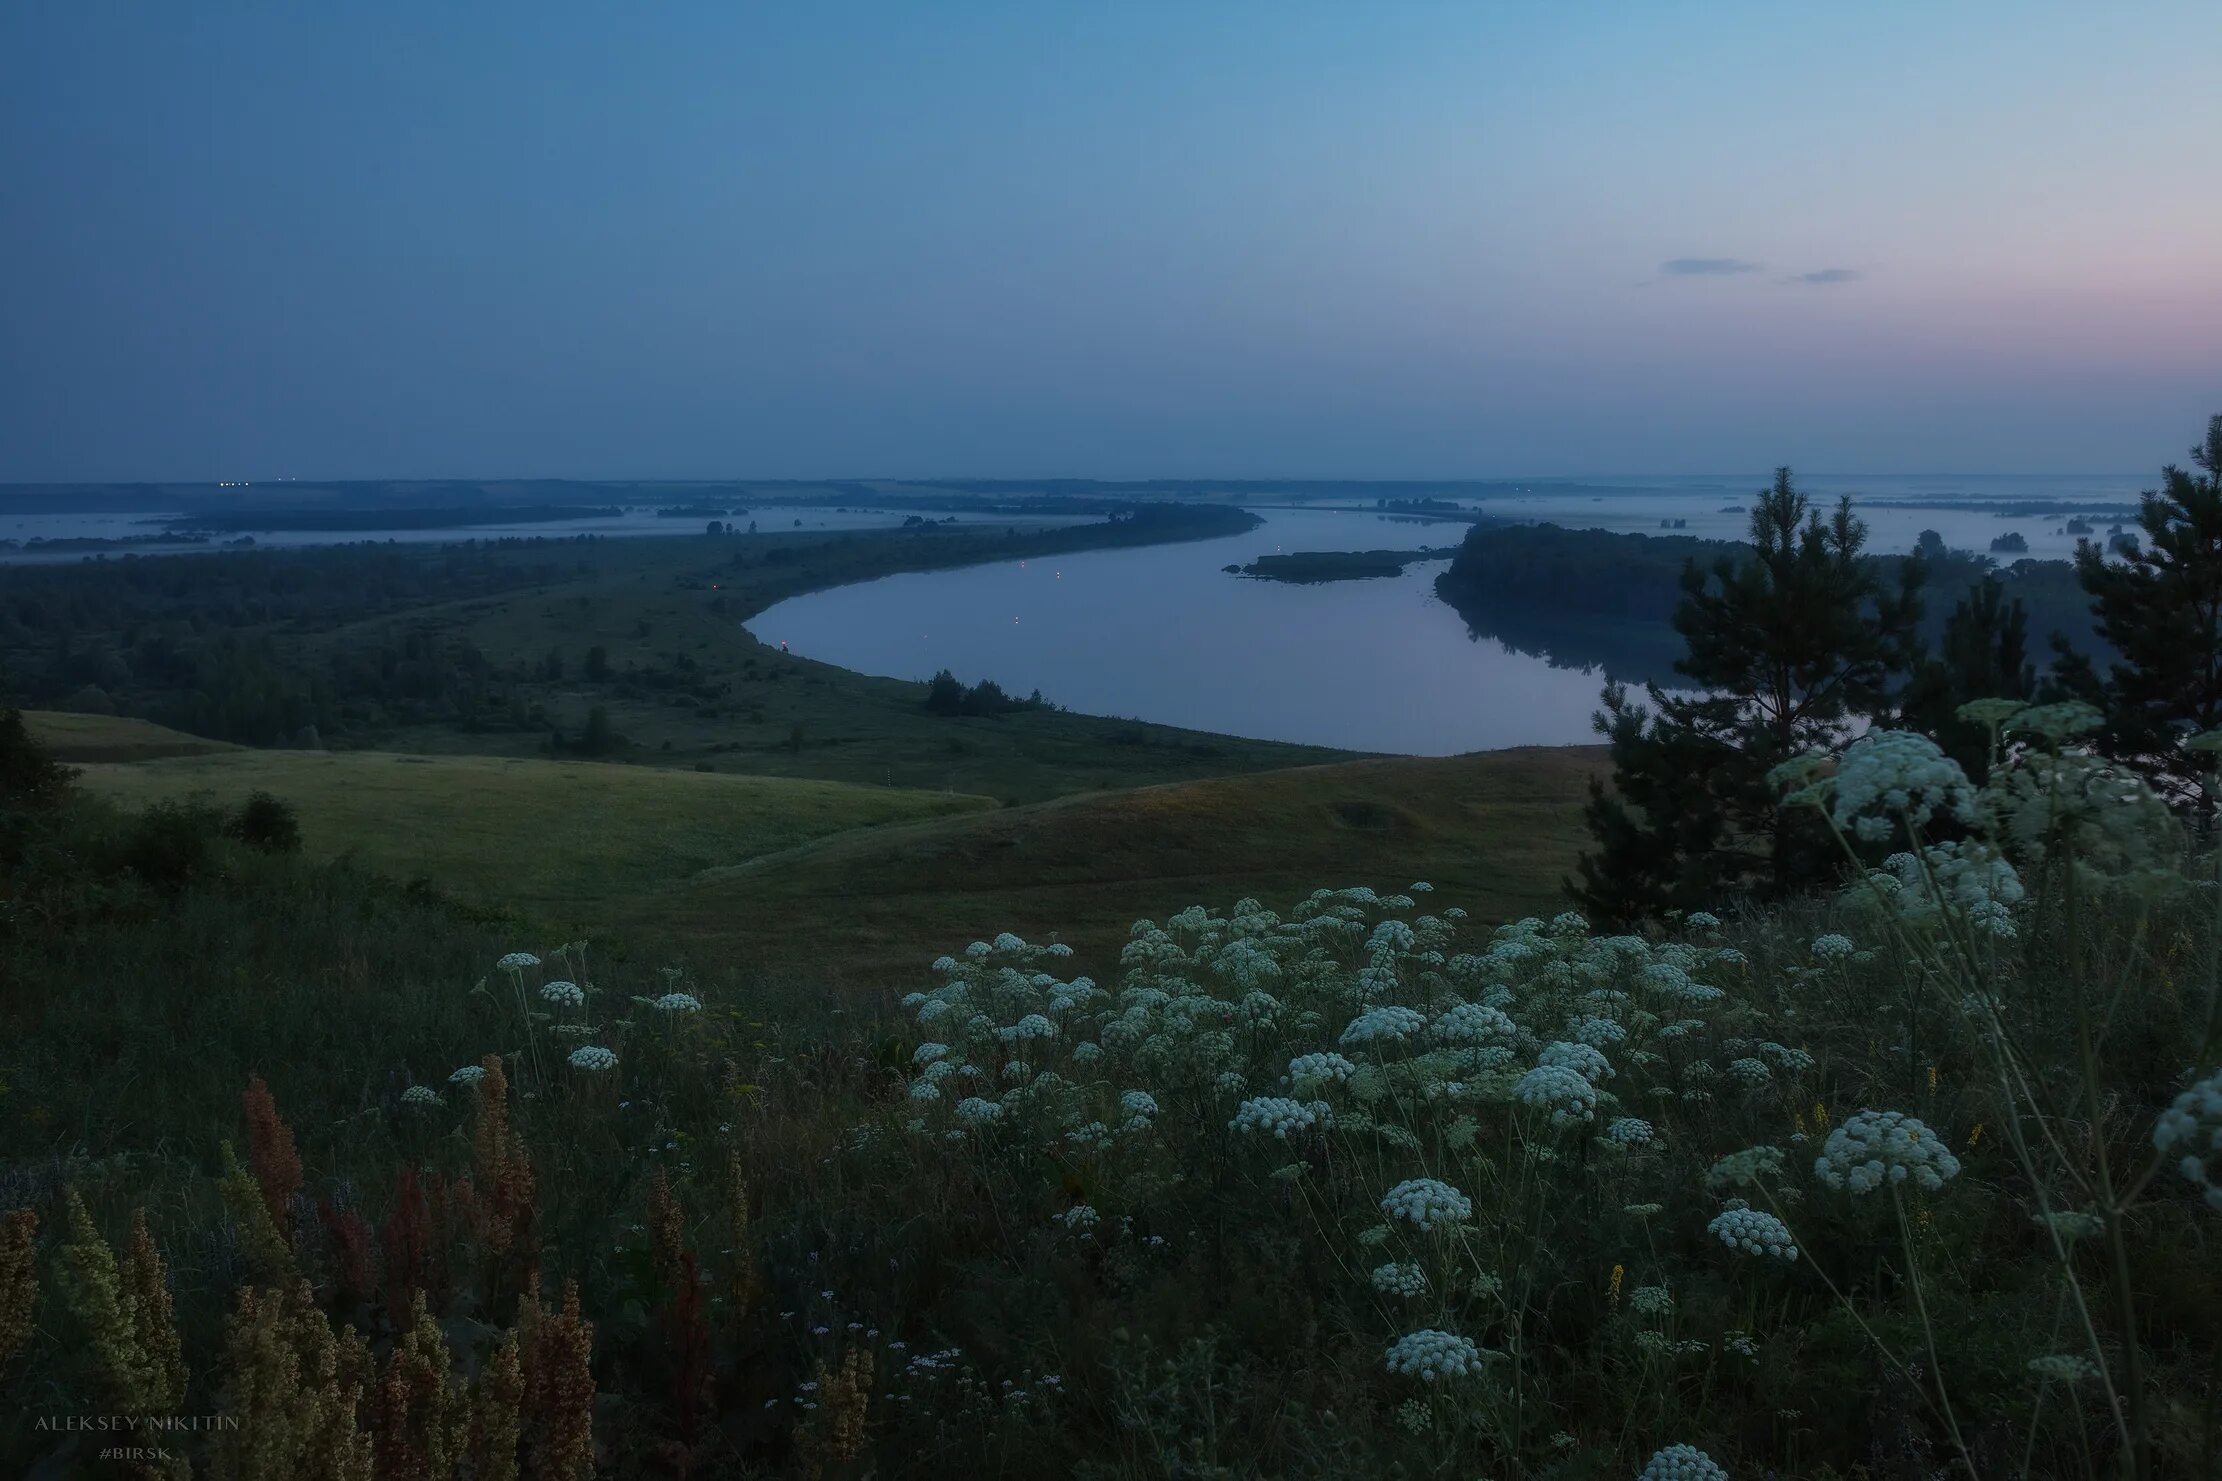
4,698,2221,1477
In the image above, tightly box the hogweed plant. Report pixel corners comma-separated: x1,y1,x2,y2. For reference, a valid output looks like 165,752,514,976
6,722,2220,1475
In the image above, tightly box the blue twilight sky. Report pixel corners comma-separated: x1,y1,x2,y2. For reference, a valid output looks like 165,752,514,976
2,1,2218,482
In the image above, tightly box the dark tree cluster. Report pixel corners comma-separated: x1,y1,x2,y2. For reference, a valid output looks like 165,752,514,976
921,670,1052,717
1577,414,2222,923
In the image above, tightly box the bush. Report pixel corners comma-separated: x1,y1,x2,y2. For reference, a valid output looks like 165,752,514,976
223,790,302,854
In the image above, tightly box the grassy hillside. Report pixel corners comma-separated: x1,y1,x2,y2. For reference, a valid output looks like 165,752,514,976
69,748,996,931
649,745,1608,981
22,709,240,762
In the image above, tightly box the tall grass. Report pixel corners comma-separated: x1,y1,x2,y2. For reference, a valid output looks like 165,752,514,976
2,705,2218,1476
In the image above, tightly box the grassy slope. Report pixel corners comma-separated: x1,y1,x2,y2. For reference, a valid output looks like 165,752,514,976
647,745,1608,984
23,709,241,762
69,748,996,931
295,528,1354,803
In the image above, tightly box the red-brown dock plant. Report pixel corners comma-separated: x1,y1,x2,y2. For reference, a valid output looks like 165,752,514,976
219,1141,294,1283
646,1166,685,1295
373,1290,469,1481
316,1199,377,1309
665,1249,712,1447
0,1207,36,1369
240,1072,302,1241
521,1277,596,1481
472,1055,539,1266
722,1149,760,1320
381,1166,452,1319
794,1346,873,1481
470,1329,526,1481
207,1279,374,1481
55,1191,186,1414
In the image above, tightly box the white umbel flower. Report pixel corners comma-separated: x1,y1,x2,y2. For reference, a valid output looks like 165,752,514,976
653,992,702,1014
997,1013,1058,1042
1340,1006,1426,1048
448,1064,488,1086
1383,1328,1481,1381
400,1085,444,1109
1430,1002,1519,1046
1370,1262,1427,1298
1539,1040,1614,1083
1229,1096,1318,1138
1606,1117,1655,1147
1810,934,1856,959
1706,1206,1797,1261
2153,1069,2222,1211
1288,1051,1358,1090
566,1045,618,1072
1381,1178,1472,1230
1638,1443,1729,1480
1832,729,1977,829
538,979,585,1008
1814,1110,1962,1195
954,1097,1004,1127
1515,1063,1599,1125
496,952,541,971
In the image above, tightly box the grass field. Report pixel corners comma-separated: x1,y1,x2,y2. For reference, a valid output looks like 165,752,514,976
23,709,241,763
648,745,1609,982
66,743,997,933
302,524,1356,803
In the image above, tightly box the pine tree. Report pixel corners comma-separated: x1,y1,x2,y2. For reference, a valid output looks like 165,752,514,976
2065,413,2222,804
1900,575,2036,777
1575,469,1925,924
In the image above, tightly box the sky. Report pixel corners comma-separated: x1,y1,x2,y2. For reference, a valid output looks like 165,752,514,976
2,1,2219,482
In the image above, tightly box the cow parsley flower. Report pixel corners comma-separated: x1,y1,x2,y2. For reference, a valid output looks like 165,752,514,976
653,992,702,1014
1229,1096,1318,1138
1810,934,1856,960
1628,1284,1673,1317
1288,1051,1357,1090
1431,1003,1518,1046
1054,1204,1100,1232
1832,730,1977,829
1815,1110,1961,1194
1370,1262,1427,1298
1707,1206,1798,1260
1606,1117,1654,1147
914,1042,952,1065
1539,1040,1613,1083
1727,1057,1771,1087
1381,1177,1472,1230
1515,1063,1598,1125
1119,1089,1159,1120
954,1097,1004,1128
997,1014,1058,1042
1639,1444,1728,1481
567,1045,618,1072
448,1064,488,1086
1383,1329,1481,1381
1684,911,1721,931
539,979,586,1008
496,951,541,971
2153,1069,2222,1210
401,1085,444,1109
908,1079,941,1102
1341,1006,1426,1048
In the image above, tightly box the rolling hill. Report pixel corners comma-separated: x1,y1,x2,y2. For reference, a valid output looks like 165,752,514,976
646,745,1608,985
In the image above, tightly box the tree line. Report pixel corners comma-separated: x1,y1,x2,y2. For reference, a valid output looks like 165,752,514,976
1576,414,2222,923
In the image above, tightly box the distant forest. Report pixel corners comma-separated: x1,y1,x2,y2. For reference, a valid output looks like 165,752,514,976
1435,521,2103,682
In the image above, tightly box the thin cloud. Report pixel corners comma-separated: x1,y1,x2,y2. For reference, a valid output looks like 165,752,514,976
1660,257,1762,276
1787,267,1862,285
